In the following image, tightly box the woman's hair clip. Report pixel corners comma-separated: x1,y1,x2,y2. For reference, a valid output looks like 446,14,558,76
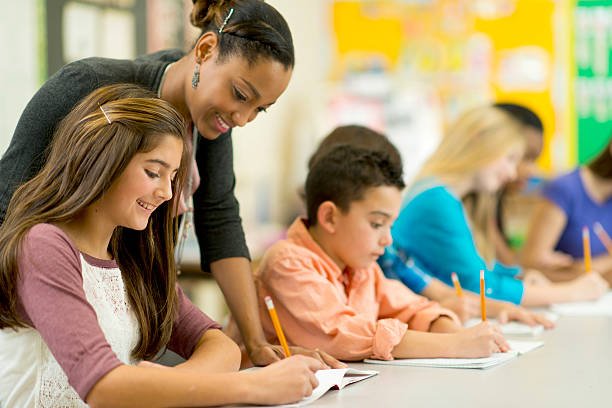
218,8,234,33
99,103,112,124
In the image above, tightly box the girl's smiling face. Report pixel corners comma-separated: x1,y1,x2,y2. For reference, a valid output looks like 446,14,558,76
187,36,292,140
97,134,183,230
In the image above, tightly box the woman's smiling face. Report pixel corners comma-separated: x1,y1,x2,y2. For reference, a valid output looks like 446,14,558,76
187,38,292,140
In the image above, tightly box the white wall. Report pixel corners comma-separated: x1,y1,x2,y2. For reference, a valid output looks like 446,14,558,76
232,0,332,236
1,0,40,156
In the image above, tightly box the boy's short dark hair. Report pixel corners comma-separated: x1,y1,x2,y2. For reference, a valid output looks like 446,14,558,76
305,144,405,225
308,125,402,170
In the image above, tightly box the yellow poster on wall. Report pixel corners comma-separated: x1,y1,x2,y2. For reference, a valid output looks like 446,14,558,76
331,0,570,172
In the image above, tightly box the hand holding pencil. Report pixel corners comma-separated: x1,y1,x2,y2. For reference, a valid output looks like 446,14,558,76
264,296,346,368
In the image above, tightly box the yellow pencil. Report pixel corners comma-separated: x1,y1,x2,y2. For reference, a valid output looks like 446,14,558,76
264,296,291,357
451,272,462,297
480,270,486,322
583,226,592,274
593,222,612,256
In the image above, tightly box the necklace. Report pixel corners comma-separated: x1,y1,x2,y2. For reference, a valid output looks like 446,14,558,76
157,62,198,273
174,123,199,274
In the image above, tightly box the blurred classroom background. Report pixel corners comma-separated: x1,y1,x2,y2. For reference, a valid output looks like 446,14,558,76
3,0,612,322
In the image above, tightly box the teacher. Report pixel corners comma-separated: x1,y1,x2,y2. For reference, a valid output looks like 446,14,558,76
0,0,340,368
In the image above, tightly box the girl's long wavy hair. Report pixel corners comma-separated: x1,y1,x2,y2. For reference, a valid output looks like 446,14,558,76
415,106,525,265
0,84,189,361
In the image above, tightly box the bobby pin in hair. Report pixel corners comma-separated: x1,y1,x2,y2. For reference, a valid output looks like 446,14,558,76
218,8,234,33
99,104,112,124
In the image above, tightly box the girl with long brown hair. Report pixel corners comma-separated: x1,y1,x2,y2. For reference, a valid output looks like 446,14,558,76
0,84,322,407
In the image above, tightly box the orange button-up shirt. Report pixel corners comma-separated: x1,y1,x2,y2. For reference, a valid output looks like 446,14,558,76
255,218,459,361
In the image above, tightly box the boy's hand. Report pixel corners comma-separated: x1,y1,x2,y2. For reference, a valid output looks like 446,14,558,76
449,322,510,358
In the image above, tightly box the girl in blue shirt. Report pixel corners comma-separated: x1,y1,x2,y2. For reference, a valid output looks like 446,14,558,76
385,106,608,306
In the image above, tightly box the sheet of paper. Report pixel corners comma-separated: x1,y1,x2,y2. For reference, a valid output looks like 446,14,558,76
551,291,612,316
239,368,377,407
465,319,544,336
338,368,378,389
507,340,543,355
363,340,542,369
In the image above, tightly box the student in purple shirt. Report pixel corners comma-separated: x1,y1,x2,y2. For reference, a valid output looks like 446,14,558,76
523,135,612,285
0,84,323,407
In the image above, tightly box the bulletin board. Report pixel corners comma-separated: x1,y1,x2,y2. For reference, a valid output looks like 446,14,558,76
330,0,566,172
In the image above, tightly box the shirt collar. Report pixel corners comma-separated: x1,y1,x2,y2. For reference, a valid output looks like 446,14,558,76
286,217,345,280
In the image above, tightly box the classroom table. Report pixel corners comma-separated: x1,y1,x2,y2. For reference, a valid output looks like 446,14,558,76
308,315,611,408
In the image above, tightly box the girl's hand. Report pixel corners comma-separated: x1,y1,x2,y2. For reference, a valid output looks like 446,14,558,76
567,273,609,302
439,295,480,323
449,322,510,358
496,305,555,329
522,269,552,286
243,355,325,405
538,251,574,269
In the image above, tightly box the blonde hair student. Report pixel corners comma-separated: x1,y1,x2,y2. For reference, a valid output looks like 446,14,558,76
252,132,511,363
385,106,608,307
0,84,323,407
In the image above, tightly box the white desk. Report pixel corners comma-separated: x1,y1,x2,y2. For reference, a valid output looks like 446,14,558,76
308,316,611,407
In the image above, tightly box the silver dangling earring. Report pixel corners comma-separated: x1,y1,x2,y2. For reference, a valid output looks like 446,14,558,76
191,63,200,88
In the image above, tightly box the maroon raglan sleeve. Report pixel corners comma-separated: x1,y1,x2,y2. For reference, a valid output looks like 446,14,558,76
17,224,123,401
166,284,223,359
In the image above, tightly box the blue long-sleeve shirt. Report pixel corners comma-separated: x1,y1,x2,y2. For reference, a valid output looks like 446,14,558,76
381,180,524,304
378,245,432,294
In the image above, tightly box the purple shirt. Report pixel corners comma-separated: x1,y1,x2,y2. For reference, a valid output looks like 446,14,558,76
15,223,221,400
542,168,612,258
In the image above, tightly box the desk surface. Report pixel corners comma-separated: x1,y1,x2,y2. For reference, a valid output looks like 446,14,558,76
309,316,611,408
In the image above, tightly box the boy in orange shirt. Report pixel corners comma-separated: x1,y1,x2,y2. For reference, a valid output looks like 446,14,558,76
254,141,509,361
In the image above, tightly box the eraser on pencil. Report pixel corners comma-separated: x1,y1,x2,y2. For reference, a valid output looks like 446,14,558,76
451,272,459,283
264,295,274,310
480,270,484,280
583,226,590,238
594,222,603,234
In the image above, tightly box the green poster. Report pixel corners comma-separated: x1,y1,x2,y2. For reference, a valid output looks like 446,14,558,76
575,1,612,162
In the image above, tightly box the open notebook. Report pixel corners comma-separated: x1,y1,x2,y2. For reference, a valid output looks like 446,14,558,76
240,368,378,408
551,291,612,316
363,340,543,369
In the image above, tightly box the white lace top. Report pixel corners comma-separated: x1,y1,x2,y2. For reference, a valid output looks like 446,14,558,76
0,223,219,407
0,254,140,407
